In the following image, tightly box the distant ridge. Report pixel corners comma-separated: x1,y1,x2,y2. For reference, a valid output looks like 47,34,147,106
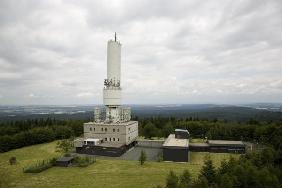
0,104,281,122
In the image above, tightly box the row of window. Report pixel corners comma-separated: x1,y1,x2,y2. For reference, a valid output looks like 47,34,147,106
104,137,119,142
89,127,120,132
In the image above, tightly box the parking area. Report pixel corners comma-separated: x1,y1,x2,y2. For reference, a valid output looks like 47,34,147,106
120,146,162,161
84,146,163,162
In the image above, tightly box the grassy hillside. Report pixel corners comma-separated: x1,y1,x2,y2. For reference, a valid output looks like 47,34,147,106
0,141,238,188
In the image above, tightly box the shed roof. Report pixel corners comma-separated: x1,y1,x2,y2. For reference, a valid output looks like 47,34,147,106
56,157,74,162
208,140,244,146
163,134,189,148
189,143,209,147
175,129,189,133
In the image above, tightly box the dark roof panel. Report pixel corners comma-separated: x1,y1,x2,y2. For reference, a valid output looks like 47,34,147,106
56,157,74,162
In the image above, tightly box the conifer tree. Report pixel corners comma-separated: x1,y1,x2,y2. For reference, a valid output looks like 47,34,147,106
199,156,216,185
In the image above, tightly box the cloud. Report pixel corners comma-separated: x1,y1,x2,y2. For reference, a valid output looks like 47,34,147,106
0,0,281,105
76,92,94,98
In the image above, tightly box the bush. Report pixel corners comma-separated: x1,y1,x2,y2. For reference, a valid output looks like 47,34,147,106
23,158,57,173
139,150,147,165
9,156,16,165
157,151,163,162
73,156,95,167
56,139,74,155
166,170,178,188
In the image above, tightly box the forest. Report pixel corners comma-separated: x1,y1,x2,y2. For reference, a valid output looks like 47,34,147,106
0,117,281,153
0,118,83,152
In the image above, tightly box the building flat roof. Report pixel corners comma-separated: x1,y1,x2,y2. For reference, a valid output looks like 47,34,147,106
163,134,189,148
208,140,244,146
189,143,209,147
175,129,189,133
85,138,100,142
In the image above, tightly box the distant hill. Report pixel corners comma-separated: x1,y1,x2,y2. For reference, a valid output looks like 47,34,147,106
0,104,281,122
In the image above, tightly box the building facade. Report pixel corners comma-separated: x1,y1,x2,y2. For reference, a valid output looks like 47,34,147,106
83,121,138,146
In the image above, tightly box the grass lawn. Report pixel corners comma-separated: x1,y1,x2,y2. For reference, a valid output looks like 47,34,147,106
190,138,206,143
0,141,239,188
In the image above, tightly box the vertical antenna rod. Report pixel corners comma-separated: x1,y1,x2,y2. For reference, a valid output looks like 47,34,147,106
115,32,117,42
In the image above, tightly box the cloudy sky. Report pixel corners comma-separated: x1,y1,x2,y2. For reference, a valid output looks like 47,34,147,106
0,0,282,105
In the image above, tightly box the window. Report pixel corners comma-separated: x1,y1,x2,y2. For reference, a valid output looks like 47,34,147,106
101,128,103,131
110,138,111,141
128,136,130,140
105,128,107,132
94,128,95,131
117,129,119,132
128,128,131,131
113,138,115,141
118,138,119,141
113,128,115,132
90,127,92,131
105,138,107,141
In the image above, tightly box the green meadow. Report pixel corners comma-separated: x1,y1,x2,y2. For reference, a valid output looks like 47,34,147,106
0,141,239,188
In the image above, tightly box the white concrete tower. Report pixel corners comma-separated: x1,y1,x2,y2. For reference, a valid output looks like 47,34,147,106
103,33,121,106
101,33,130,123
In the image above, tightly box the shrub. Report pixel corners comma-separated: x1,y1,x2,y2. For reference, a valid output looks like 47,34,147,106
166,170,178,188
9,157,17,165
73,156,95,167
139,150,147,165
56,139,74,155
157,151,163,162
23,158,57,173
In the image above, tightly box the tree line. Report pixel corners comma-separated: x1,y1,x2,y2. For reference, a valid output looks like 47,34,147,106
1,116,281,154
137,117,282,150
0,118,83,152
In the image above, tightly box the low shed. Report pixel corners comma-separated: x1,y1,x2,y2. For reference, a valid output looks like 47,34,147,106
208,140,245,153
163,134,189,162
189,143,209,152
175,129,189,139
56,157,74,167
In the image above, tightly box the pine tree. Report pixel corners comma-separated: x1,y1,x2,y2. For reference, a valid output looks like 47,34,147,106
192,177,209,188
199,156,216,185
139,150,147,165
179,169,192,188
166,170,178,188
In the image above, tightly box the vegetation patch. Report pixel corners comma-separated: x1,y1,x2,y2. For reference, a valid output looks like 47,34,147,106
23,157,57,173
73,156,96,167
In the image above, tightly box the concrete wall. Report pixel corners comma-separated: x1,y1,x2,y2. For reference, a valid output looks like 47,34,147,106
163,147,189,162
103,88,121,106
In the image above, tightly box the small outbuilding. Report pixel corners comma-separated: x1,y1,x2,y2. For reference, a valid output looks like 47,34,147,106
175,129,189,139
208,140,245,153
56,157,74,167
189,143,209,152
163,131,189,162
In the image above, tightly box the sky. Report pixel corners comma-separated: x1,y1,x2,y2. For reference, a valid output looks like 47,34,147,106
0,0,282,105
